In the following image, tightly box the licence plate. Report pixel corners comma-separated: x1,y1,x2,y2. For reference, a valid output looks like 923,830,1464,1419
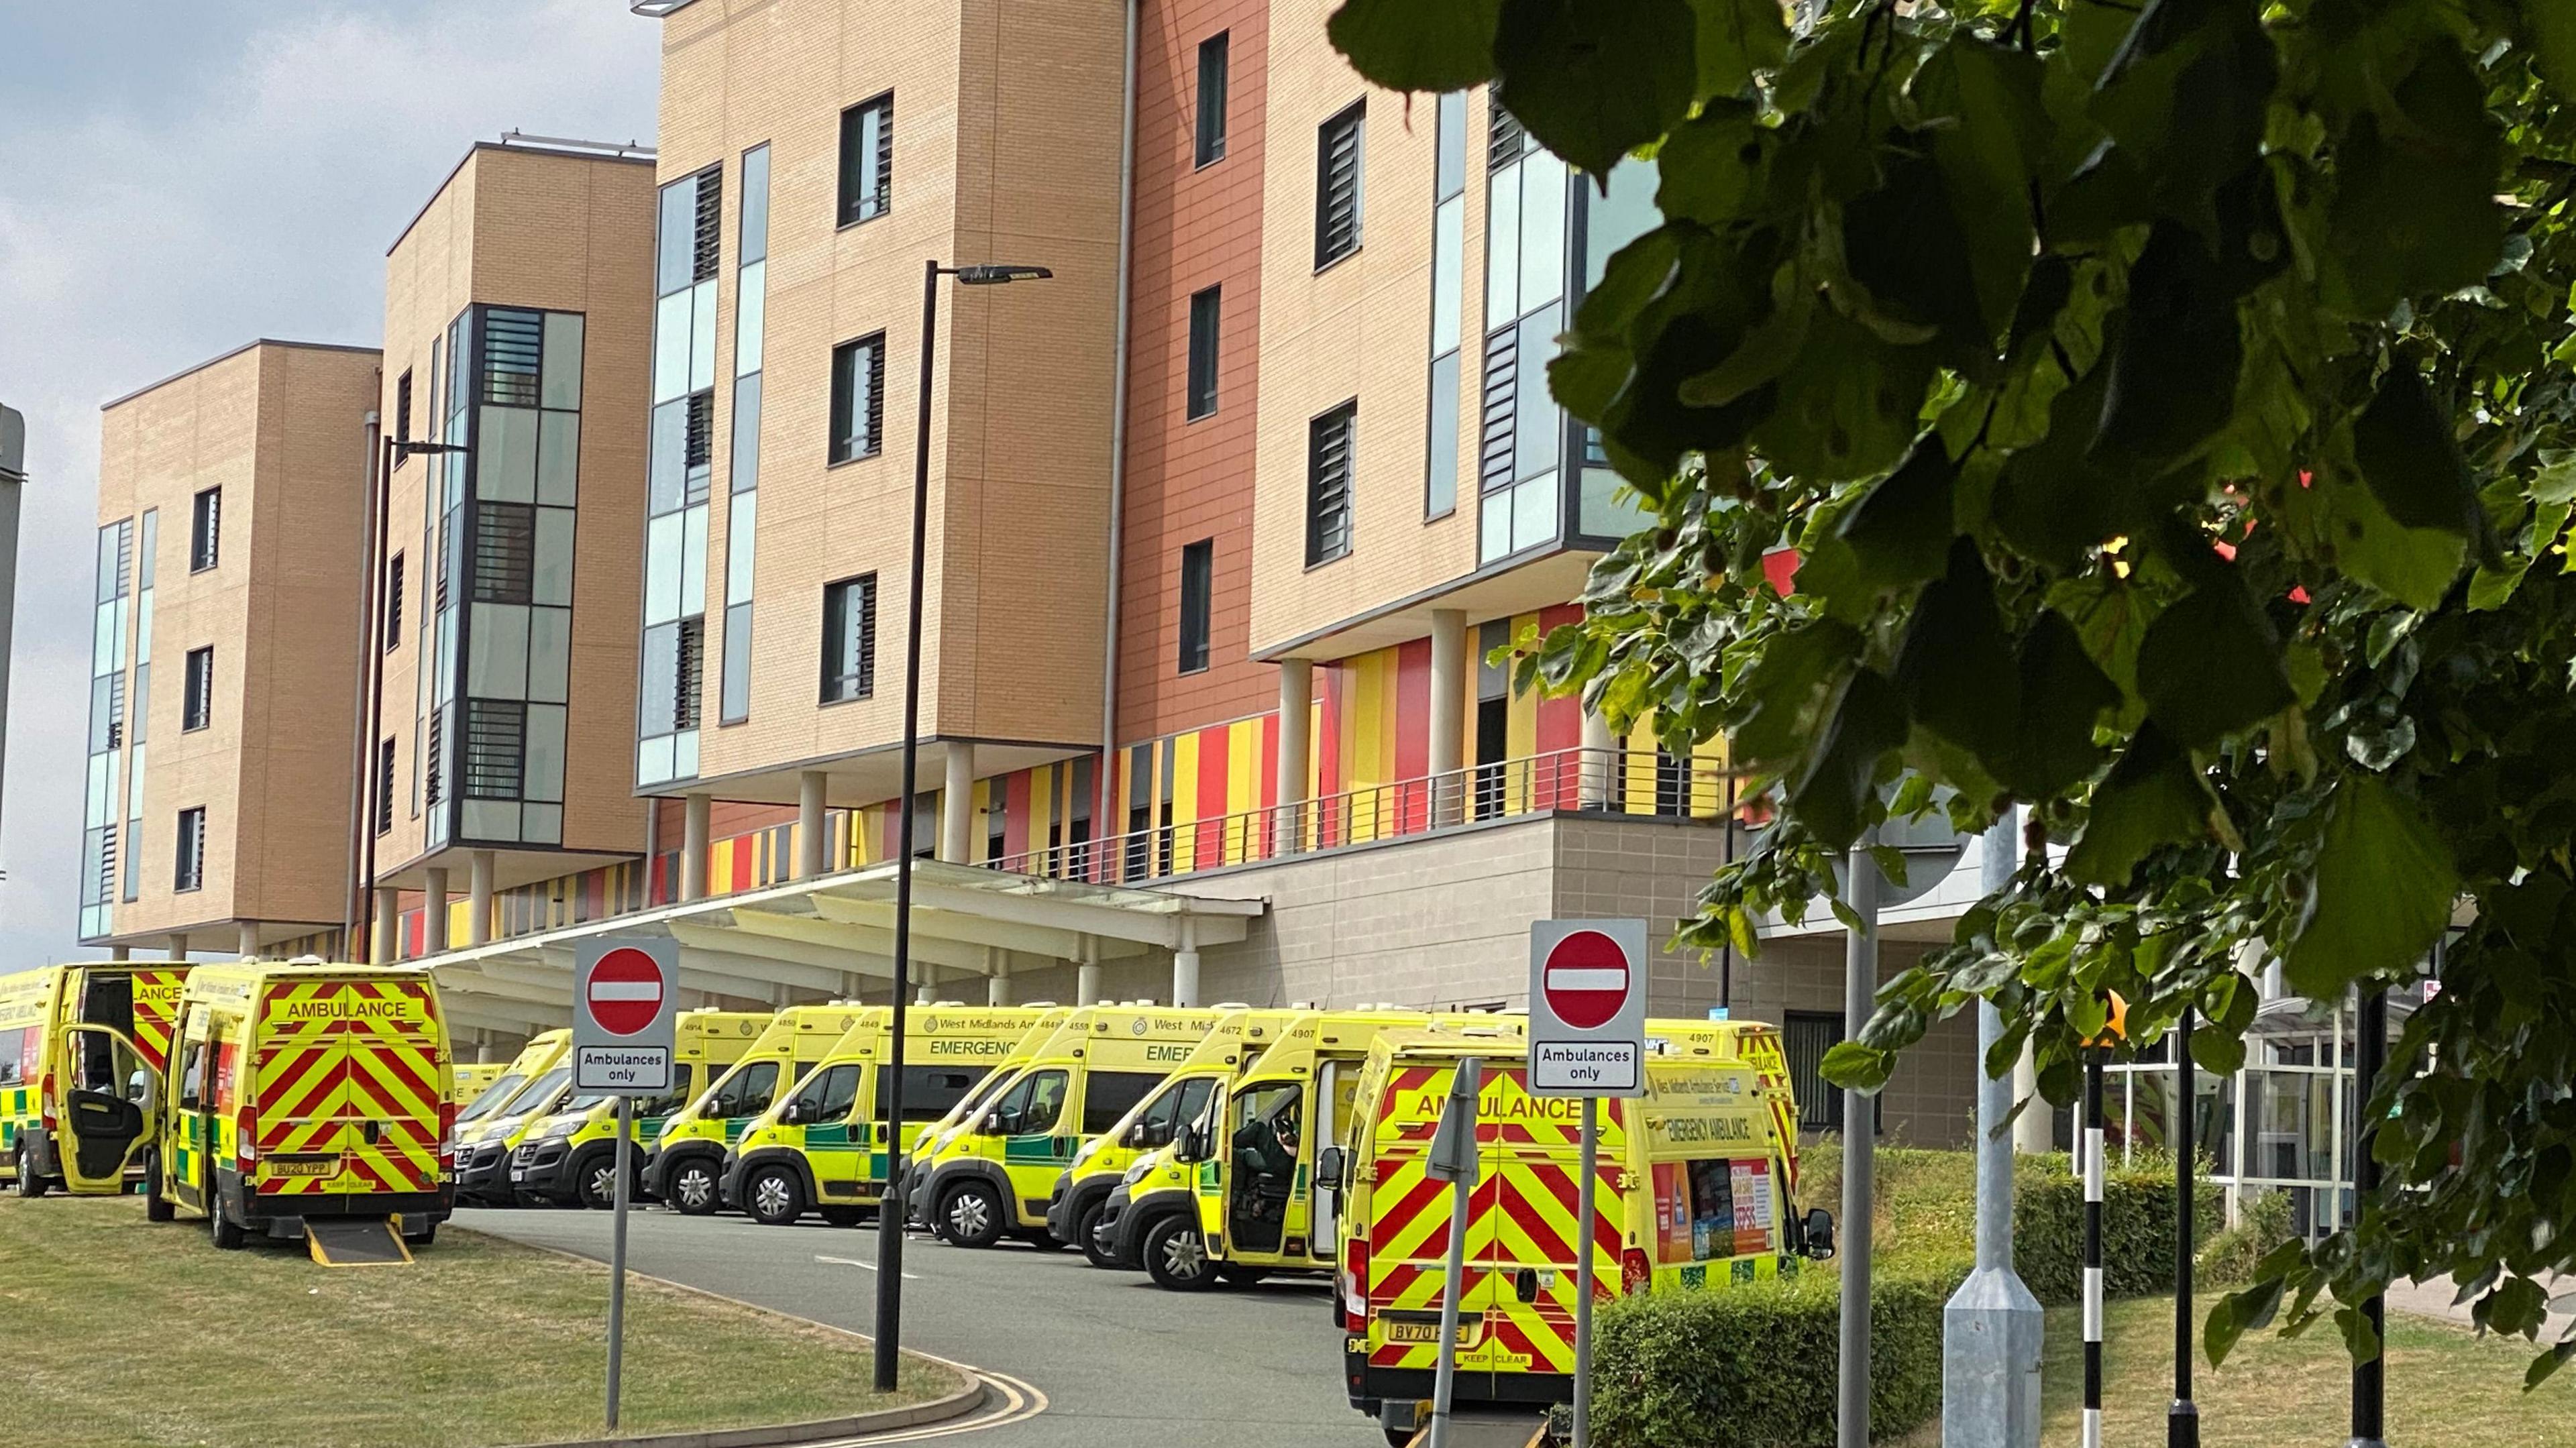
268,1158,340,1178
1386,1321,1442,1343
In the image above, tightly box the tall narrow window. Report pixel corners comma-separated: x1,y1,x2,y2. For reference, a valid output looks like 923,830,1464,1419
189,488,221,572
480,309,543,406
839,94,894,226
472,502,537,604
1426,91,1468,518
463,699,528,798
1314,102,1366,270
375,738,396,836
394,370,414,443
174,807,206,893
829,333,886,463
1195,34,1230,166
1187,286,1222,421
674,616,705,730
182,647,213,732
1177,540,1214,674
1306,402,1357,566
821,575,877,703
384,553,405,651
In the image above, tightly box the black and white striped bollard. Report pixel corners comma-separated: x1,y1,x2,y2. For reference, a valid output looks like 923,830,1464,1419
2084,1043,2107,1448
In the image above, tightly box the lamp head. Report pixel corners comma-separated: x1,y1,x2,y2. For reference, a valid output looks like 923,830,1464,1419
953,264,1053,286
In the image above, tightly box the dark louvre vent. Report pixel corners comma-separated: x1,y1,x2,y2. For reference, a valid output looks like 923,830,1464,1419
463,699,527,799
692,166,724,282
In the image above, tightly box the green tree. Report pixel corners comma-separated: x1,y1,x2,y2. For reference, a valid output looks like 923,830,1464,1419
1330,0,2576,1380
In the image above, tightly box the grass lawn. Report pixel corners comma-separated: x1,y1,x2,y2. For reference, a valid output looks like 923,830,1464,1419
0,1196,960,1448
1890,1294,2576,1447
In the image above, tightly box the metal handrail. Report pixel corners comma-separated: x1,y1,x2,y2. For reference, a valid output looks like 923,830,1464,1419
985,745,1735,885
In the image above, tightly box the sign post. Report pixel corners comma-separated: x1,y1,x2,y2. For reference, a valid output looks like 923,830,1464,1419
574,938,678,1433
1528,919,1649,1448
1424,1054,1483,1448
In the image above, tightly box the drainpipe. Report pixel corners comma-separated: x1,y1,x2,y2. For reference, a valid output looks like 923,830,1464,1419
1093,0,1140,877
345,409,384,956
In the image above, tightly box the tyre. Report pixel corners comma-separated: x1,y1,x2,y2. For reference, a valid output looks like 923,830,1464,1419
1217,1265,1271,1286
934,1178,1006,1249
665,1156,722,1216
144,1153,174,1223
1142,1212,1217,1291
403,1220,439,1248
13,1143,47,1199
1077,1197,1119,1270
208,1181,246,1250
574,1150,629,1211
1385,1428,1419,1448
743,1163,804,1227
819,1205,865,1228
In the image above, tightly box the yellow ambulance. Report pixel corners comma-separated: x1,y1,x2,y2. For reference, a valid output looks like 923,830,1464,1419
1332,1030,1830,1443
723,1006,1038,1227
918,1005,1218,1249
0,960,193,1197
641,1001,873,1215
148,960,455,1250
450,1062,507,1106
506,1009,770,1209
1046,1007,1305,1267
895,1006,1074,1222
450,1028,572,1205
1106,1011,1521,1290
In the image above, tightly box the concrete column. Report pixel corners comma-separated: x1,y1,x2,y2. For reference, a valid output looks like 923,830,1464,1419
476,1032,496,1064
371,889,399,964
1428,610,1467,826
109,945,130,962
1273,660,1312,858
468,850,495,946
236,921,260,960
986,951,1012,1007
424,867,451,954
681,795,712,902
166,933,190,960
1077,939,1104,1006
798,771,829,879
1581,705,1617,810
940,742,977,864
1171,920,1201,1009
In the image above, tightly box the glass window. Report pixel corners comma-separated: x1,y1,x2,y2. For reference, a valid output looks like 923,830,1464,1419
830,335,885,463
789,1063,861,1121
681,503,710,616
654,291,693,404
174,806,205,892
532,508,575,608
523,704,567,802
537,412,580,507
1586,156,1662,292
1196,34,1230,166
182,647,213,732
1436,91,1467,201
1427,350,1461,519
897,1066,982,1122
821,575,877,703
735,262,767,378
839,95,894,226
1432,197,1464,355
709,1059,780,1118
721,600,753,724
650,398,687,514
189,488,221,572
689,278,718,394
740,144,771,264
640,623,679,736
1306,402,1356,565
1177,539,1212,674
1314,102,1365,268
1082,1071,1165,1135
1518,154,1568,312
731,374,763,497
657,174,698,296
645,512,685,626
528,606,572,703
1514,303,1564,483
1487,164,1522,324
1187,285,1222,420
989,1068,1069,1135
541,312,585,410
457,1070,526,1124
478,405,538,503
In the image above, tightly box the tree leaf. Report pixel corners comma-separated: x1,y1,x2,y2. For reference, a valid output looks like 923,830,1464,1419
2006,610,2121,798
1655,101,1775,228
2282,775,2460,998
1842,151,1994,377
2089,222,2243,468
1837,441,1957,595
2088,0,2278,240
1687,0,1788,102
2353,365,2479,537
1821,1040,1892,1093
1752,307,1939,484
1493,0,1698,179
1787,667,1908,850
2328,471,2470,613
2190,1024,2247,1076
1917,39,2047,342
1328,0,1505,91
2135,572,2294,750
2065,726,2207,887
1733,619,1862,765
2319,40,2505,320
1894,538,2018,767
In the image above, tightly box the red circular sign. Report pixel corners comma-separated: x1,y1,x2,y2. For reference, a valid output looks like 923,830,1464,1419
587,948,667,1036
1542,930,1631,1030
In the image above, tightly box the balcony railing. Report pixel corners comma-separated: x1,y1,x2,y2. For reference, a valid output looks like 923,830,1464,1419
986,746,1737,886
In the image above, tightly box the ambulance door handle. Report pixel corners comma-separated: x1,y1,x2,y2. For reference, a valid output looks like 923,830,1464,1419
364,1121,381,1144
1514,1268,1540,1303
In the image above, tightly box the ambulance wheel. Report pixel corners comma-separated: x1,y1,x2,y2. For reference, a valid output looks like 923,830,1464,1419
144,1155,174,1223
1217,1265,1271,1286
744,1164,805,1227
935,1178,1005,1249
208,1184,246,1250
1385,1428,1418,1448
1076,1199,1118,1270
574,1150,631,1212
667,1158,722,1216
1142,1213,1217,1291
819,1205,865,1228
13,1144,46,1199
403,1221,439,1248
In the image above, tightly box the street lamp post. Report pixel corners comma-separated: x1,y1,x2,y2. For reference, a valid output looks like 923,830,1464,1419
875,258,1051,1395
356,432,466,962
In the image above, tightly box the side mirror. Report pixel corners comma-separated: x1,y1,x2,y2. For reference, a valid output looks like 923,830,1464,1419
1124,1121,1148,1148
1316,1146,1346,1191
780,1103,805,1126
981,1111,1006,1136
1175,1125,1206,1164
1803,1207,1835,1260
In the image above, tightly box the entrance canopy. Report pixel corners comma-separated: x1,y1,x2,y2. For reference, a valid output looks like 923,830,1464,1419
413,859,1263,1036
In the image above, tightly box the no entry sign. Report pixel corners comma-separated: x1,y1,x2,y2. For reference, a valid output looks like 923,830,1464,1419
574,938,677,1093
1527,919,1648,1097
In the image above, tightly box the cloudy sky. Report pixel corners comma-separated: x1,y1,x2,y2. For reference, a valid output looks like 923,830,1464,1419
0,1,659,963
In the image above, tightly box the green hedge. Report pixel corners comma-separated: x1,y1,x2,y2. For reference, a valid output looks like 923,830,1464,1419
2012,1151,2227,1304
1591,1266,1951,1448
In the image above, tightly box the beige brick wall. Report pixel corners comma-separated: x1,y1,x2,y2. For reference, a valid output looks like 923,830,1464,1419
94,341,381,943
661,0,1123,794
376,144,656,876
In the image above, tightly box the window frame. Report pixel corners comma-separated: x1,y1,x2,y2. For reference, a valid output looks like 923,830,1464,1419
394,370,414,443
827,333,888,466
1177,539,1214,675
182,646,214,733
174,806,206,893
384,551,405,652
1313,101,1367,272
820,573,879,705
1195,32,1231,168
837,93,896,229
1305,401,1358,568
188,487,221,573
1186,284,1222,421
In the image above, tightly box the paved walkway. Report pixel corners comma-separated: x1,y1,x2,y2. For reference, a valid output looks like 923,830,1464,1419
2385,1272,2571,1339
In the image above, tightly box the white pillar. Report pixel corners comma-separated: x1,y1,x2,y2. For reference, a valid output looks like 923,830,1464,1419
468,850,495,946
1581,704,1617,810
940,742,977,864
370,889,399,964
424,867,450,954
109,945,130,962
166,932,190,961
1171,920,1201,1009
798,771,828,879
235,921,260,960
681,795,711,903
1428,610,1467,826
986,952,1012,1007
1274,660,1312,858
2014,1040,2053,1154
1077,939,1104,1006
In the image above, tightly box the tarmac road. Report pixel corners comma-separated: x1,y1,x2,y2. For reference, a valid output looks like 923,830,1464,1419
458,1205,1374,1448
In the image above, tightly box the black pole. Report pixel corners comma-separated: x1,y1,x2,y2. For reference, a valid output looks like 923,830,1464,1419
874,258,941,1395
359,431,394,962
2349,987,2388,1448
2171,1008,2198,1447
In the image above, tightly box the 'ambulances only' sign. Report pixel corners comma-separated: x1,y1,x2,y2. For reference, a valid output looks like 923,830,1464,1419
574,939,677,1093
1527,919,1648,1097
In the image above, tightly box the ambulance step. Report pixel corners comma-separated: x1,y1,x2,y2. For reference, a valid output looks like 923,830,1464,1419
1399,1408,1549,1448
305,1217,415,1268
